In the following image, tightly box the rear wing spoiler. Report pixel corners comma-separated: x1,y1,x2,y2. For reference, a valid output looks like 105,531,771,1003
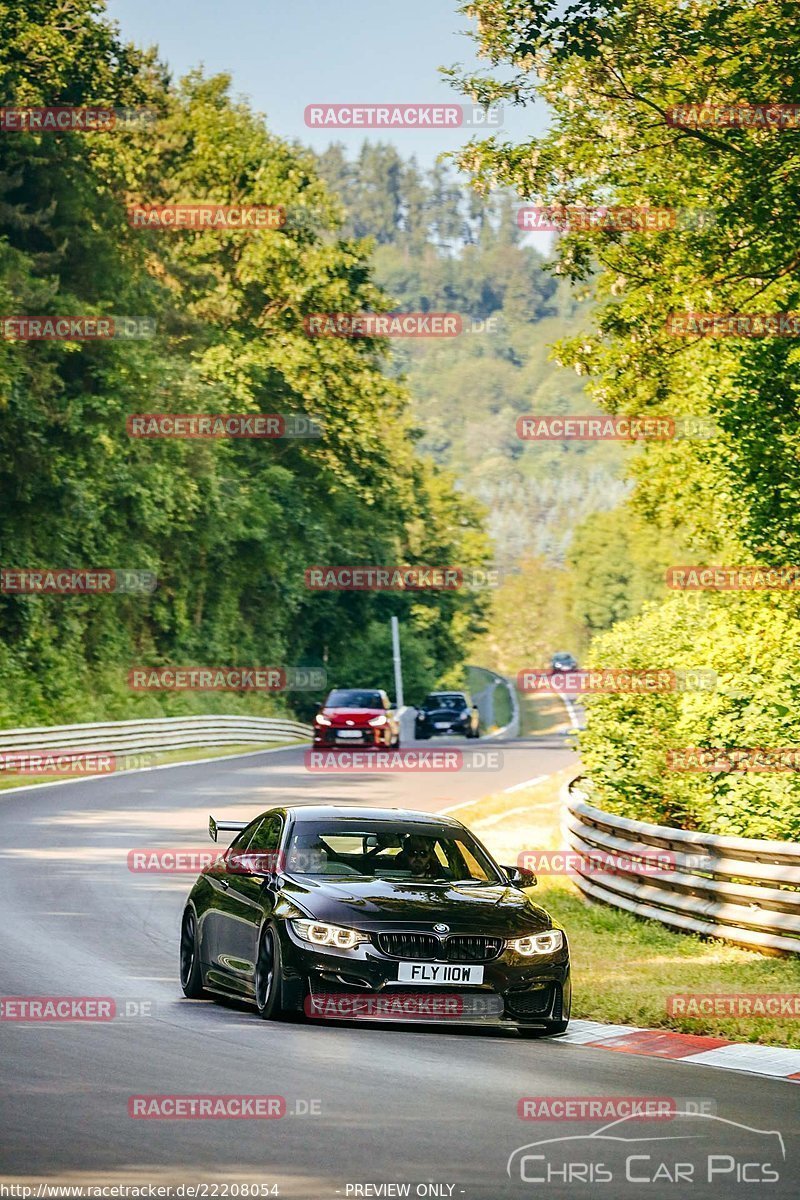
209,816,248,843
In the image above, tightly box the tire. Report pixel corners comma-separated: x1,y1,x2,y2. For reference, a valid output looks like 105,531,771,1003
179,907,206,999
255,925,286,1020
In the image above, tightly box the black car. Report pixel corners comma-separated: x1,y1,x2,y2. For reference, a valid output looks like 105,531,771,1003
180,805,570,1035
415,692,480,740
550,651,579,674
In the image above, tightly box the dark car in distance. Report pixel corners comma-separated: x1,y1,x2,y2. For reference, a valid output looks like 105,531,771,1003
180,805,571,1035
313,688,400,749
415,691,480,740
549,651,579,674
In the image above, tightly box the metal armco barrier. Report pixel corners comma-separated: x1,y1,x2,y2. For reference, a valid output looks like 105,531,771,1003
562,777,800,956
0,715,311,760
467,665,520,739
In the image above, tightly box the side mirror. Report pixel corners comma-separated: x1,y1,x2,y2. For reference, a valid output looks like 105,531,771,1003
502,864,537,888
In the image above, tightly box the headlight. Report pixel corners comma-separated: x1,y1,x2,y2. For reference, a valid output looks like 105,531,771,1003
291,919,368,949
509,930,564,956
315,714,332,726
368,714,387,727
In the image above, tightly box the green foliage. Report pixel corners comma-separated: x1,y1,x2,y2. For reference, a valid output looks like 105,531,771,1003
469,556,584,674
317,142,628,570
450,0,800,838
0,1,488,727
567,507,689,636
578,593,800,840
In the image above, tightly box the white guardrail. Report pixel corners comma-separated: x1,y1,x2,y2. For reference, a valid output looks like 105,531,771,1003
0,715,312,760
562,777,800,956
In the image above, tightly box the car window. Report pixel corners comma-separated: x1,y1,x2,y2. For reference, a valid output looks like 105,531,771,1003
326,689,383,708
248,815,282,853
228,818,262,852
456,840,493,883
285,824,502,883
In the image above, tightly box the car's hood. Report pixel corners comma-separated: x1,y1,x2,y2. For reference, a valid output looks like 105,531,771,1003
282,876,553,936
322,707,383,725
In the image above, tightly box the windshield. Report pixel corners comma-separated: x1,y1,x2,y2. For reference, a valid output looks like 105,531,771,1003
424,694,467,710
325,689,383,708
285,822,502,884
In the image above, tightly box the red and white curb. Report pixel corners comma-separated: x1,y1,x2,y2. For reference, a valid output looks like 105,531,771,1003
561,1019,800,1081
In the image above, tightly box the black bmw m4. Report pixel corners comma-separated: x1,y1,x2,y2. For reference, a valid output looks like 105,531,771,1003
180,805,571,1035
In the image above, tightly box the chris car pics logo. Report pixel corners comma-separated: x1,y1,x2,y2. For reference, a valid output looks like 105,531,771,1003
507,1113,784,1186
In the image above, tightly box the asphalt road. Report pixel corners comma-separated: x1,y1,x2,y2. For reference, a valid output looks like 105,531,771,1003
1,732,797,1199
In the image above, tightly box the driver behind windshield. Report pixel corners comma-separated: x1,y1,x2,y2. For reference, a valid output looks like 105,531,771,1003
394,834,442,878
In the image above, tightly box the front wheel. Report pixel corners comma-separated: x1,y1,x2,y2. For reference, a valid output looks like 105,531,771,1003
255,926,286,1020
179,907,206,999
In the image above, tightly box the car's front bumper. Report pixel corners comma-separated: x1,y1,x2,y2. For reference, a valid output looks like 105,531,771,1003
415,719,470,736
276,923,571,1028
312,727,387,747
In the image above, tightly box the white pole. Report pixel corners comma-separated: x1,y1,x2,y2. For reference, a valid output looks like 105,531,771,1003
390,615,404,709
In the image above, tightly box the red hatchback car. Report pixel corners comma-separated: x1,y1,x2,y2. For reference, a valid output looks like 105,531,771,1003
313,688,401,749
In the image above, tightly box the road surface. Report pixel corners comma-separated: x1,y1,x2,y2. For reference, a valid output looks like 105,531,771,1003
0,731,796,1198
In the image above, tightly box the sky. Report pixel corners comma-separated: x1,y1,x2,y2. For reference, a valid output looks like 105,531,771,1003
105,0,548,169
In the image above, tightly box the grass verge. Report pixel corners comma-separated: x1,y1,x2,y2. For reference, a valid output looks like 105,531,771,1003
518,691,570,736
456,768,800,1047
0,740,305,792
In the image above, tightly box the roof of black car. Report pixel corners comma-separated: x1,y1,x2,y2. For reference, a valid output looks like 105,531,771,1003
285,804,460,826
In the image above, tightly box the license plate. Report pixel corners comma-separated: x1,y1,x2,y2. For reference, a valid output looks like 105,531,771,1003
434,722,450,729
336,730,363,739
396,962,484,985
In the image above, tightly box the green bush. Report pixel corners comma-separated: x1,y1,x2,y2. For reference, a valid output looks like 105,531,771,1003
578,592,800,840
